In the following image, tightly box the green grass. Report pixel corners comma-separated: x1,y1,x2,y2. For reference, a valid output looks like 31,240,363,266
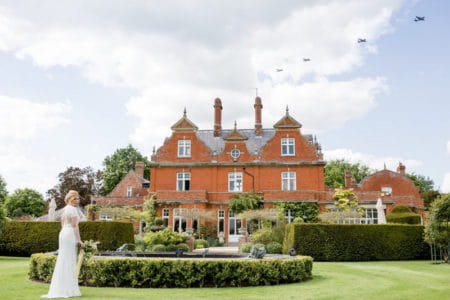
1,256,449,300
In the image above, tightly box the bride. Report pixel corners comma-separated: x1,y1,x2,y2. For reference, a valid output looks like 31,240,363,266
42,190,85,298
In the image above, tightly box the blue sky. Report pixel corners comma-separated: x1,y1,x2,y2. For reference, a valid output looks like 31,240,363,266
0,0,449,195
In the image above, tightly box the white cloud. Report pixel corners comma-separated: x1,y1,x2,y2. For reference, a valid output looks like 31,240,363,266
323,148,422,172
0,95,71,139
442,173,450,193
447,141,450,154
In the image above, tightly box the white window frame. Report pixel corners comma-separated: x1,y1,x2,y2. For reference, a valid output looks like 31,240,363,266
173,208,187,232
127,186,133,197
364,207,379,224
284,209,294,223
99,213,113,221
281,138,295,156
282,171,296,191
177,172,191,191
162,208,170,226
178,140,191,157
218,209,225,234
228,172,243,192
381,186,392,195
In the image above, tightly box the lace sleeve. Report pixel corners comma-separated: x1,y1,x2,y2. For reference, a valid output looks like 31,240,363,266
62,205,79,226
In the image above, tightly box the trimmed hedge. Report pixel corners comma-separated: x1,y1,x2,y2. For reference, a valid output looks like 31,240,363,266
0,221,134,256
30,253,313,288
283,223,429,261
386,205,421,224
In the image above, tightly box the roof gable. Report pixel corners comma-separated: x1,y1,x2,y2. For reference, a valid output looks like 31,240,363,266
273,107,302,129
171,109,198,132
223,122,248,141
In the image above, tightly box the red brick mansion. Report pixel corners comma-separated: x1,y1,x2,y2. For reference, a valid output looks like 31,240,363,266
93,97,425,241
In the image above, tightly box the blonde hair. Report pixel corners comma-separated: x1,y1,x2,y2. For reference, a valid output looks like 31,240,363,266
64,190,80,204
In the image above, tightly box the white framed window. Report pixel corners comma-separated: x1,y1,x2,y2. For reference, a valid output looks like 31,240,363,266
177,172,191,191
284,209,294,223
282,171,296,191
178,140,191,157
173,208,187,232
381,186,392,195
364,208,378,224
127,186,133,197
99,213,113,221
162,208,170,226
228,172,243,192
281,138,295,156
218,209,225,233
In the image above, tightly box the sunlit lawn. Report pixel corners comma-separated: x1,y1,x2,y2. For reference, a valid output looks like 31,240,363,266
1,256,449,300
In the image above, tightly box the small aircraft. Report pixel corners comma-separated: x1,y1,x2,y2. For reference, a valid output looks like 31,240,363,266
414,16,425,22
276,68,283,72
303,58,311,62
357,38,366,43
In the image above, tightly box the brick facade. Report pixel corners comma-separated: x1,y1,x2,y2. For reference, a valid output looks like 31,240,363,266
93,97,425,239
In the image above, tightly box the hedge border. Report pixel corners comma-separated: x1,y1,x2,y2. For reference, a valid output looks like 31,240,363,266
283,223,429,261
29,254,313,288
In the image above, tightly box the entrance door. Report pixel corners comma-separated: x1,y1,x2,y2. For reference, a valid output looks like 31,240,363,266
228,210,242,243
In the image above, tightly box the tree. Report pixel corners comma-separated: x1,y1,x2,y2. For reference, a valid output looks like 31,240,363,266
325,159,372,188
424,194,450,263
0,175,8,204
101,144,150,195
406,173,440,209
0,203,7,238
47,166,102,209
229,191,262,214
333,188,361,212
4,188,45,217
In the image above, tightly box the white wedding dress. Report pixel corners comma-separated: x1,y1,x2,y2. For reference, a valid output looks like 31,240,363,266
42,205,82,298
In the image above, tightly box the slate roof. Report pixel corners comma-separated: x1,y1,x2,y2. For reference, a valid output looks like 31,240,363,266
196,128,314,155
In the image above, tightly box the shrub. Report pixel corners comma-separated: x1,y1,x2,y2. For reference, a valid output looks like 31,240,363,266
283,223,428,261
151,244,166,252
194,239,209,249
250,227,274,245
266,242,282,254
240,242,253,253
143,228,186,246
386,206,421,224
154,217,164,226
30,253,313,287
0,221,134,256
253,243,265,249
175,243,190,252
134,236,147,251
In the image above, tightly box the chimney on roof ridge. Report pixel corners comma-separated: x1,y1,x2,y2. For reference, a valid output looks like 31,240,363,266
135,161,144,178
213,98,222,137
344,169,352,188
397,162,406,175
254,96,263,136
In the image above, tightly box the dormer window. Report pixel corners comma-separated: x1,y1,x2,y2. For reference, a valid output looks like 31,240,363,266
127,186,132,197
381,186,392,195
281,138,295,156
178,140,191,157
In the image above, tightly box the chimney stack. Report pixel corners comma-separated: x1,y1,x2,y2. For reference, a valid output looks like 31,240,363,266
135,161,144,178
397,162,406,175
213,98,222,137
254,97,263,136
344,169,352,188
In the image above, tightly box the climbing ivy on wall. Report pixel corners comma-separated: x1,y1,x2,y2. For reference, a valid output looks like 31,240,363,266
275,202,319,223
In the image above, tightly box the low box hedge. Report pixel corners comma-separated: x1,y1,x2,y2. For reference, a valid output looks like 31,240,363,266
0,221,134,256
29,253,313,288
283,223,429,261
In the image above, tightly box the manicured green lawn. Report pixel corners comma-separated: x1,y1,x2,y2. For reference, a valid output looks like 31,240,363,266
1,256,449,300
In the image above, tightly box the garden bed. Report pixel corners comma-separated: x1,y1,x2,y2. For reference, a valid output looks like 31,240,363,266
29,253,313,288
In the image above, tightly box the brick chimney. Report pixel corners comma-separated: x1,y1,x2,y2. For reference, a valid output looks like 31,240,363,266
213,98,222,137
135,161,144,178
397,162,406,175
254,97,263,136
344,169,352,188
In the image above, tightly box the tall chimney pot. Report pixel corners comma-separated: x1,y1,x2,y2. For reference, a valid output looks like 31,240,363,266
254,97,263,136
213,98,223,137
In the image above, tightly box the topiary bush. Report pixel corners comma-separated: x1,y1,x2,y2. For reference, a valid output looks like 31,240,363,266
266,242,282,254
250,227,274,245
151,244,166,252
240,242,253,253
30,253,313,287
283,223,428,261
386,205,421,224
390,205,412,213
0,221,134,256
194,239,209,249
143,228,186,246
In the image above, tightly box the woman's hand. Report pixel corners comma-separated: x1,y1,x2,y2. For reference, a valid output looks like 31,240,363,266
79,241,85,249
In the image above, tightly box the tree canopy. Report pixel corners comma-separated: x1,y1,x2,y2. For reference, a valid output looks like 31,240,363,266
47,166,102,209
4,188,45,217
424,193,450,262
324,159,372,188
229,191,262,214
101,144,150,195
406,173,439,209
0,175,7,204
